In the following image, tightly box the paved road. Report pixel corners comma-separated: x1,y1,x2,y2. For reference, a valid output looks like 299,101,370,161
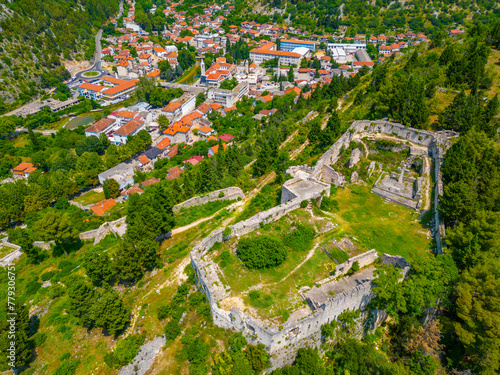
74,29,110,80
16,128,58,135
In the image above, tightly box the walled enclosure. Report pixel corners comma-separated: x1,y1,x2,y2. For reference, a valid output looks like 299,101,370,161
190,120,457,369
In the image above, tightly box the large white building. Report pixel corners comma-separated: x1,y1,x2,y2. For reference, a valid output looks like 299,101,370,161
249,42,304,66
327,43,367,55
207,82,249,108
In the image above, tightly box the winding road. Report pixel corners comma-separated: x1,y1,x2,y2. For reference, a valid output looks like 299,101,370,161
74,29,110,80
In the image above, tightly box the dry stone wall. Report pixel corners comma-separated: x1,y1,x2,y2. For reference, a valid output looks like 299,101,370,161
172,187,244,213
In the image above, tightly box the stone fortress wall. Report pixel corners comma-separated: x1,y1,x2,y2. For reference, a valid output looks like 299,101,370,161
190,120,457,369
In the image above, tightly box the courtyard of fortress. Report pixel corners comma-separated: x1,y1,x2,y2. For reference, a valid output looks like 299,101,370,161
191,119,458,368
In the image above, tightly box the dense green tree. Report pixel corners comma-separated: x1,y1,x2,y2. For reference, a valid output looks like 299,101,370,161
83,250,115,286
237,236,287,269
67,277,96,326
103,178,120,199
34,211,79,249
455,258,500,374
91,287,130,336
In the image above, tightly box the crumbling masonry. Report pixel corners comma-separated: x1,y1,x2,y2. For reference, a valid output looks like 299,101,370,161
190,120,457,370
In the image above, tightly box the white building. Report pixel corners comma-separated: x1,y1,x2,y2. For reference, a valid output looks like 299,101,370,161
207,82,249,108
327,43,367,55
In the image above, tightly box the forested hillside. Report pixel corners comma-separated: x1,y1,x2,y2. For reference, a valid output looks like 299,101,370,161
236,0,499,35
0,0,120,113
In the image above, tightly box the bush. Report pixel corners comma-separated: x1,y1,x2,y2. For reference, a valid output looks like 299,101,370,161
249,290,274,308
347,261,360,275
41,270,58,281
320,196,339,211
283,224,315,252
300,200,308,208
104,334,145,368
237,236,287,269
165,319,181,340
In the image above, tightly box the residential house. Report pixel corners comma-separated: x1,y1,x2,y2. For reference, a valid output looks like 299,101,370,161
183,155,204,166
166,166,183,180
164,122,191,144
85,118,116,137
90,198,117,217
208,143,228,156
113,118,145,145
12,162,37,178
98,162,135,189
141,177,160,187
197,126,215,138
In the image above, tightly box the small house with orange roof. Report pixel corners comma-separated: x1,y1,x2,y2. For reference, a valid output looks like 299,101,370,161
197,126,215,138
161,102,183,121
113,118,145,145
221,106,237,116
90,198,117,217
163,122,191,144
141,177,160,188
166,166,183,180
208,143,228,157
12,162,37,178
122,187,144,198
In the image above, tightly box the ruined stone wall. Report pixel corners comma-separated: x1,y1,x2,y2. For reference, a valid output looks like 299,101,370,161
318,249,379,284
190,119,455,371
173,187,244,213
79,217,127,245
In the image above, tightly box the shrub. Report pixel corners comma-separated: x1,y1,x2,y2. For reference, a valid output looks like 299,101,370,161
347,261,360,275
165,320,181,340
237,236,287,269
104,334,145,368
320,196,339,211
41,270,58,281
300,200,308,208
218,191,225,198
249,291,274,308
283,224,315,252
222,227,232,238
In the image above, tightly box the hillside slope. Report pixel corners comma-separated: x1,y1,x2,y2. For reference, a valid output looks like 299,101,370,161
0,0,120,113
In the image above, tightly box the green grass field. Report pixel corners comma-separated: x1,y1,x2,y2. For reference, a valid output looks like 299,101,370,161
174,199,235,227
328,184,431,263
74,190,105,206
83,71,99,77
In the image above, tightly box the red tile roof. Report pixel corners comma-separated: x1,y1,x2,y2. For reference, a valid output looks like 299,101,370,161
156,137,171,150
85,118,115,133
142,177,160,187
114,119,144,136
91,198,117,216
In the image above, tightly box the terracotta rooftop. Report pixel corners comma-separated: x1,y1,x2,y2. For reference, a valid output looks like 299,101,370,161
90,198,117,217
85,118,115,133
114,119,144,136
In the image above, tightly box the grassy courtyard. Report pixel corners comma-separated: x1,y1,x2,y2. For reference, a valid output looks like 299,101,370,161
74,190,105,206
213,181,431,320
325,184,431,263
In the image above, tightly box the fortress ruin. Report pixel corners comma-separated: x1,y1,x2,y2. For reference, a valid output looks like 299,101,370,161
190,120,458,370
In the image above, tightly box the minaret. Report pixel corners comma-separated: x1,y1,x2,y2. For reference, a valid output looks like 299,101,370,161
200,59,206,76
277,57,280,79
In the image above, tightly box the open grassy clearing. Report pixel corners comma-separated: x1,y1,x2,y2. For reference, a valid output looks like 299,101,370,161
326,184,431,263
73,190,105,205
485,48,500,99
212,209,336,319
174,199,236,227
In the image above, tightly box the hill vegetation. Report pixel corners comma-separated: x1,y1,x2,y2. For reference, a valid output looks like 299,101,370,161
0,0,120,113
